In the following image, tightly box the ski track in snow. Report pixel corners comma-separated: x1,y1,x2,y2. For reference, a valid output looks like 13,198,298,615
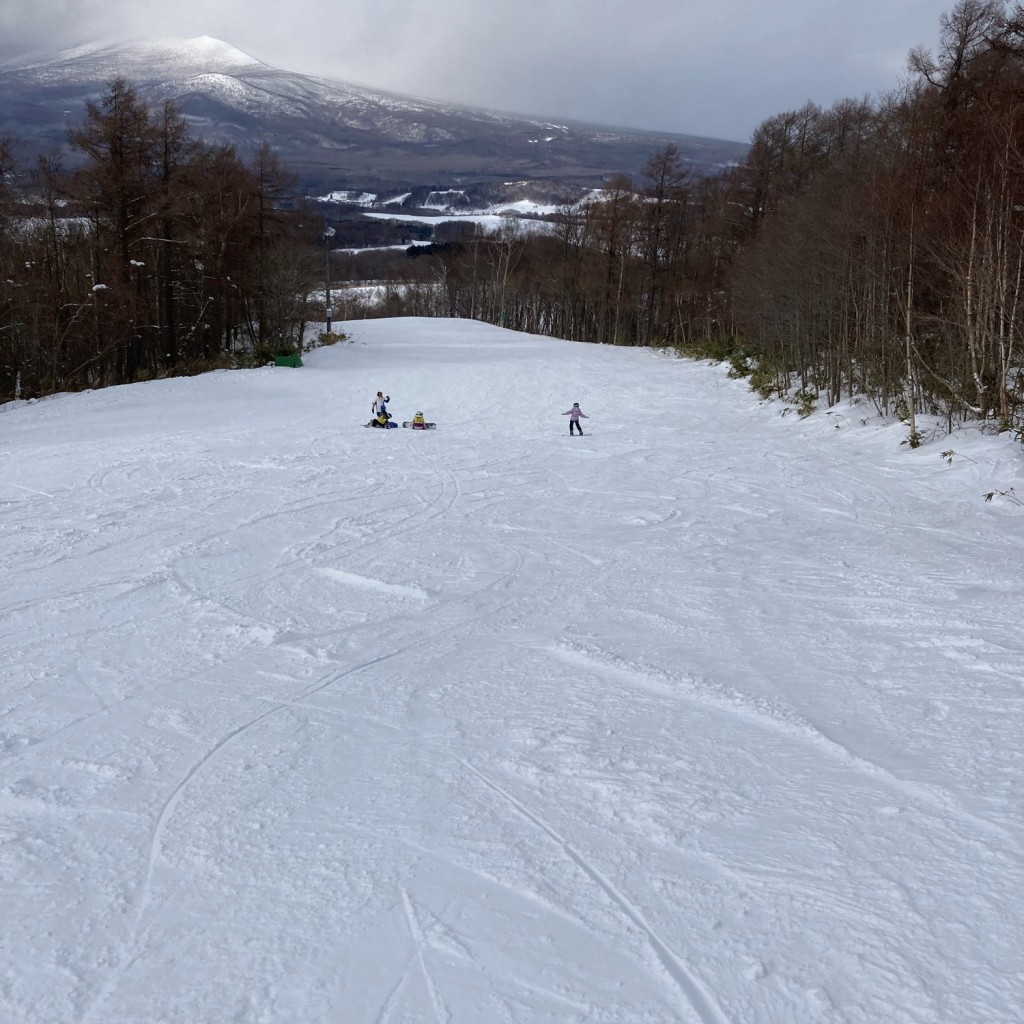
2,317,1022,1023
400,889,450,1024
458,758,732,1024
318,566,431,600
549,641,1015,848
69,467,543,1021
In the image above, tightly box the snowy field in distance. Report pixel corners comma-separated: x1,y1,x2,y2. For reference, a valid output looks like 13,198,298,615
1,317,1022,1023
363,210,556,234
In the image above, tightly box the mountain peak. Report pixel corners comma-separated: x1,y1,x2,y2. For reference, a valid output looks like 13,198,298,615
122,36,268,73
8,35,267,80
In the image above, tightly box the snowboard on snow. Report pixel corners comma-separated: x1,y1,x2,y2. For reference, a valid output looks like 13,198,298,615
402,421,437,429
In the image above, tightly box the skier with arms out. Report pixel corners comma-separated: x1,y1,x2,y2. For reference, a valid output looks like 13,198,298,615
562,402,588,436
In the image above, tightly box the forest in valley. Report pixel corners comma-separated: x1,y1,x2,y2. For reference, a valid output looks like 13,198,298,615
3,0,1024,443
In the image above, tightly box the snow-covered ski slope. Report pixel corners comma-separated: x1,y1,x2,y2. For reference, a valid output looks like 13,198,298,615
2,317,1022,1024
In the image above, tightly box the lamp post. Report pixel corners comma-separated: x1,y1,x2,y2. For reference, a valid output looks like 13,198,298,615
324,225,335,335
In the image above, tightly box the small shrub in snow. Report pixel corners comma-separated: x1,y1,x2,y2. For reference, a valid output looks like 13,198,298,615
727,354,753,379
311,330,348,349
749,365,778,400
793,388,816,418
984,487,1022,506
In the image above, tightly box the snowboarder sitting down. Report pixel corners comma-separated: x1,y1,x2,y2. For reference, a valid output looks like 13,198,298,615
401,411,436,429
562,402,588,435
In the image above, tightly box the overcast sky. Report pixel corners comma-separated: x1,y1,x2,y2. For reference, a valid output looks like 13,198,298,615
0,0,958,142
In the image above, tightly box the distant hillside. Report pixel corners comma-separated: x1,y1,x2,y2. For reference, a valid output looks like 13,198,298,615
0,36,748,191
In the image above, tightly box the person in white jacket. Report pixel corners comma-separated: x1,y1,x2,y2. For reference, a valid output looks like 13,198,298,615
562,402,588,436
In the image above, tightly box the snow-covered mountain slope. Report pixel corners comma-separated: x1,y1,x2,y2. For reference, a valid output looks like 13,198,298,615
0,37,748,188
2,318,1021,1023
4,36,266,80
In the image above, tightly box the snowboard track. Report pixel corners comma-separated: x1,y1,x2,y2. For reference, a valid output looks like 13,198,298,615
458,758,732,1024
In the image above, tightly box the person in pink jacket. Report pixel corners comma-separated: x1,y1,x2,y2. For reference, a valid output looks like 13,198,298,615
562,402,588,435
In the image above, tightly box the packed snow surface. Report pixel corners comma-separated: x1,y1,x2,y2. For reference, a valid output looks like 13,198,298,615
2,318,1022,1023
